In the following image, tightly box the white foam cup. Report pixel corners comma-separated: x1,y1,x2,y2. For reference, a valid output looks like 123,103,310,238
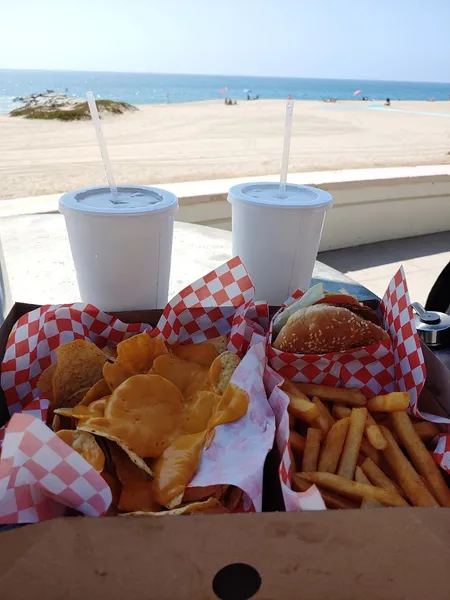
228,182,332,305
59,185,178,311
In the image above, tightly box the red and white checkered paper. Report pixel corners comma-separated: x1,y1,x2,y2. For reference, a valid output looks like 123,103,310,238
0,257,273,521
267,268,430,511
0,414,112,523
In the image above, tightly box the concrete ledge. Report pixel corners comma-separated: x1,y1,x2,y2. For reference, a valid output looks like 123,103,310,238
2,165,450,251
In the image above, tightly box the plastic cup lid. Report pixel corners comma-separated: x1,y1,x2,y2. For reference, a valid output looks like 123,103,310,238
59,185,179,216
227,182,333,209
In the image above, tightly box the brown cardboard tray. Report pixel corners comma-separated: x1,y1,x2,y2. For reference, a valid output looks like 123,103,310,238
1,302,450,600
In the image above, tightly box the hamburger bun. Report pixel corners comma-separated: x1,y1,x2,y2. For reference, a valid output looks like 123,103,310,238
273,303,389,354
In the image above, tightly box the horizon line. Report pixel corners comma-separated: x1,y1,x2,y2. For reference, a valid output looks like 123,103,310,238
0,67,449,86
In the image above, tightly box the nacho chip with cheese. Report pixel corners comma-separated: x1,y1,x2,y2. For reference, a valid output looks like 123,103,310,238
56,430,105,472
55,396,108,421
182,390,221,434
150,354,210,399
107,442,159,512
80,374,184,458
171,337,225,367
80,378,111,406
103,333,167,391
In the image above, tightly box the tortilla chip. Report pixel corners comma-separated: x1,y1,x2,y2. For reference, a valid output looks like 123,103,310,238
82,374,183,458
55,397,107,421
225,486,244,512
103,333,168,391
108,442,151,484
101,470,122,516
119,480,160,512
80,397,107,417
77,423,154,477
54,407,78,419
102,346,118,362
208,335,228,355
182,390,221,434
52,413,61,432
209,351,241,395
152,430,207,508
80,378,111,406
171,341,219,368
150,354,210,399
56,430,105,472
121,497,226,516
183,485,228,503
52,340,106,409
208,383,249,429
37,363,57,403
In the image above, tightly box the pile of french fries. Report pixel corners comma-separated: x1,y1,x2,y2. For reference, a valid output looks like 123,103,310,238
283,381,450,509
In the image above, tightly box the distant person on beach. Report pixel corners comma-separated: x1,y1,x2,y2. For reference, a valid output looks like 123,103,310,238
385,98,391,106
247,93,250,100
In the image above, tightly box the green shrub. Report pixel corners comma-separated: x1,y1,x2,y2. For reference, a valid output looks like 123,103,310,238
10,100,136,121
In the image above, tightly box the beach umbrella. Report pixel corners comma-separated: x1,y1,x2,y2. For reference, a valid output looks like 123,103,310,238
353,89,362,96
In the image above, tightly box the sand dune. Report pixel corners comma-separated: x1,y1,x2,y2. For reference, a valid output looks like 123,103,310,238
0,99,450,200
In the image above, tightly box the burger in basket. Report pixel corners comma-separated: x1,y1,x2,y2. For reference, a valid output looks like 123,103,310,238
272,284,389,354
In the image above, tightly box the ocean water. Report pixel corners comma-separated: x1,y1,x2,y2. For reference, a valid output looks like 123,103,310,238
1,69,449,114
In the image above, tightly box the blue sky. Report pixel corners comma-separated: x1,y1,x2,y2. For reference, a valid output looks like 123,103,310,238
1,0,449,82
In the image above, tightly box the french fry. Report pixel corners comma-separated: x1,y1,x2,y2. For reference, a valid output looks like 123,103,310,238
361,497,383,509
300,472,407,507
365,412,387,450
288,413,296,429
361,457,408,505
412,421,440,443
390,411,450,507
311,396,336,434
283,381,321,425
289,430,306,455
367,392,410,412
292,383,366,407
318,417,349,473
380,425,438,507
355,466,371,485
360,438,381,465
337,408,367,479
421,475,438,498
292,474,358,509
302,428,322,472
332,405,351,420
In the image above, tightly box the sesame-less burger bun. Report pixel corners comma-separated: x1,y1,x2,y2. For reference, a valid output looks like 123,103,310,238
272,303,389,354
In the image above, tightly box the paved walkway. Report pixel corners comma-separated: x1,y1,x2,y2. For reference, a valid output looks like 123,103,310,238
319,232,450,305
0,214,231,306
0,212,449,308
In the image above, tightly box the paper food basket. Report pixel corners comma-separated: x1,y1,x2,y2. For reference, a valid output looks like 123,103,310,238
264,267,450,510
0,258,275,522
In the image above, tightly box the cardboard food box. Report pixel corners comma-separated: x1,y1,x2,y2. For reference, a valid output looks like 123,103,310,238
1,302,450,600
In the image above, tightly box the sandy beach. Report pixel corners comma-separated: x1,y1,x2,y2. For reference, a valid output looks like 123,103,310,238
0,99,450,200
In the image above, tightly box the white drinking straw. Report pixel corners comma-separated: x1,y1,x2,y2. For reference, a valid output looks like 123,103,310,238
86,91,120,203
279,97,294,197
